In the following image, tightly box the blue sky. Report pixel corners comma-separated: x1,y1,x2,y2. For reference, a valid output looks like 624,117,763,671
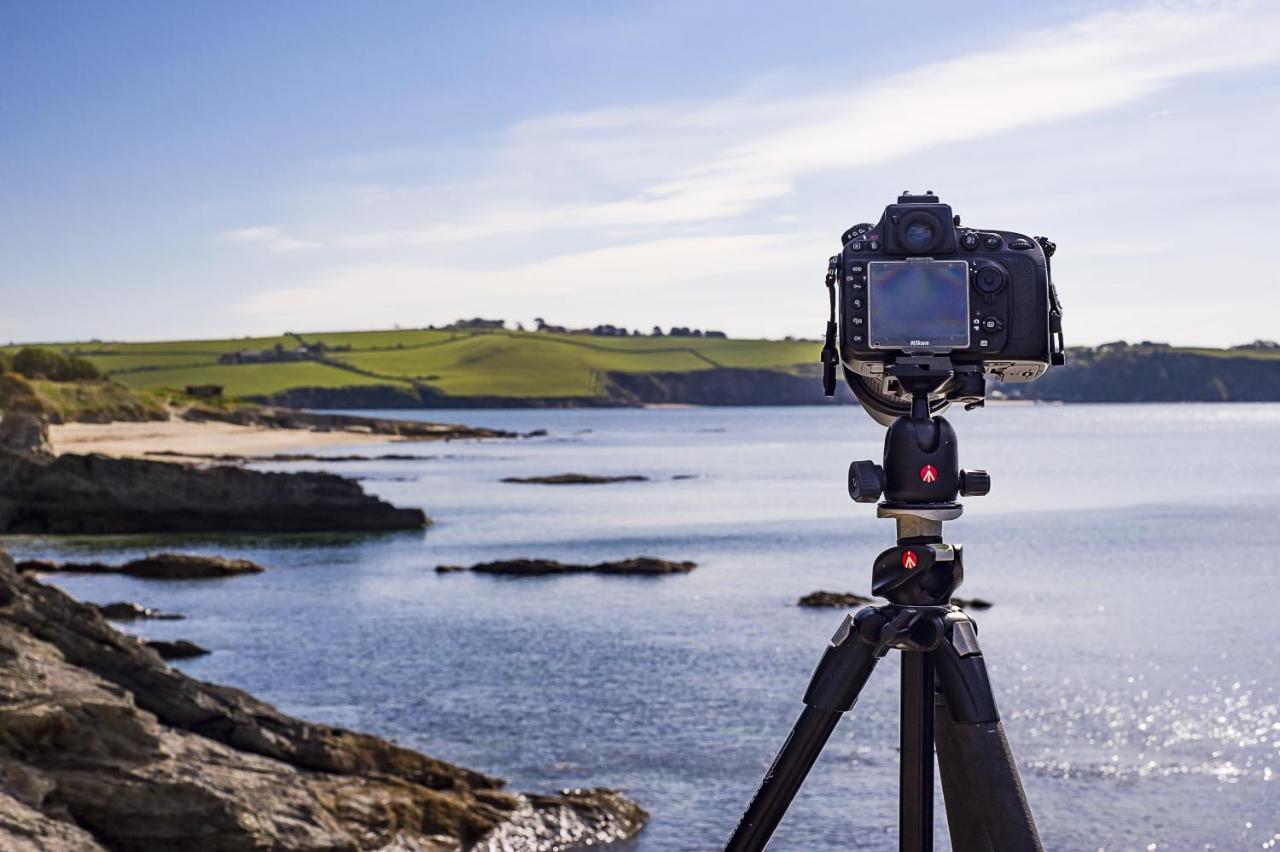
3,0,1278,346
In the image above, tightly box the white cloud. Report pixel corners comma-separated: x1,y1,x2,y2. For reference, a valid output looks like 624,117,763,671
325,0,1280,249
238,232,829,328
220,226,318,252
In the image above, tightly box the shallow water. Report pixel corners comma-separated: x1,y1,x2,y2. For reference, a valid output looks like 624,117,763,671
11,403,1280,851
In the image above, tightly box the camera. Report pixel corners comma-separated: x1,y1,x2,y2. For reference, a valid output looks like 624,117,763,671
821,192,1065,424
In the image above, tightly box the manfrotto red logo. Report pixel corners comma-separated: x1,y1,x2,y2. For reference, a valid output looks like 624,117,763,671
902,550,918,570
920,465,939,483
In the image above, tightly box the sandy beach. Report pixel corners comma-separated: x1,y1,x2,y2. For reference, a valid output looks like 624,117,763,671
49,420,396,461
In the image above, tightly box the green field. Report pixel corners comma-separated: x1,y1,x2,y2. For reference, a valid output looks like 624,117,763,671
6,329,820,400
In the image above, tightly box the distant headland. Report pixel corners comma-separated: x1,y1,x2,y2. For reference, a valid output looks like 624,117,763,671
4,323,1279,412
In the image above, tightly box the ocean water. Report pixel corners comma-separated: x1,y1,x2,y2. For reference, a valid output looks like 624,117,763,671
10,403,1280,851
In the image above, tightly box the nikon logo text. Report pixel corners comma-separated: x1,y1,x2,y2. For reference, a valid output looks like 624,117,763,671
910,339,931,346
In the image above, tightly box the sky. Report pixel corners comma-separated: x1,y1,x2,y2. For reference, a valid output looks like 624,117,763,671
2,0,1279,347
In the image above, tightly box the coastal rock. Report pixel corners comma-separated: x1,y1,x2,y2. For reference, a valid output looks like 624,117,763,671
501,473,649,485
445,557,696,576
145,639,211,659
18,553,265,579
798,591,873,608
181,404,516,441
94,601,185,621
0,449,427,534
0,412,53,456
0,545,647,850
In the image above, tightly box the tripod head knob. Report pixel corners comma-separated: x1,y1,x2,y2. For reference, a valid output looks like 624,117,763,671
848,461,885,503
959,469,991,497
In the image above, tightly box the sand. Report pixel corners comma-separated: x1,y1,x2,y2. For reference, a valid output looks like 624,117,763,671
49,420,395,461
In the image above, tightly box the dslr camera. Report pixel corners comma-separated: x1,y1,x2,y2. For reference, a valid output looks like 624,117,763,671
821,191,1065,424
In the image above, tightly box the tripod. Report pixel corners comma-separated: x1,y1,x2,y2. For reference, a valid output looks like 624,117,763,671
724,365,1043,851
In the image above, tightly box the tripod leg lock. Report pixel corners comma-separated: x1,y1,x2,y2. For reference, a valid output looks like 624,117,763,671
802,608,888,713
934,612,999,724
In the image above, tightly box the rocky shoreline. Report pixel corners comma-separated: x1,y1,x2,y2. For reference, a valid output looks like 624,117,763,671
0,545,648,850
0,447,428,534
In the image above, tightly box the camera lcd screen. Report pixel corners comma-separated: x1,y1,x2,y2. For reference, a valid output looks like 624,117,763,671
867,260,970,350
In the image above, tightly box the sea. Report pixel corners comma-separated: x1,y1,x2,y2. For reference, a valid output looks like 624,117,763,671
9,403,1280,851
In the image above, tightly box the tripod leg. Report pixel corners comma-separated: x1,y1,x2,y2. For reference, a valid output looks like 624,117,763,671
724,610,888,852
934,691,994,852
899,651,934,852
933,617,1043,852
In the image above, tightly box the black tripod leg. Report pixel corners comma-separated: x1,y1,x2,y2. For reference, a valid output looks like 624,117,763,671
899,651,934,852
934,691,994,852
724,610,887,852
933,617,1043,852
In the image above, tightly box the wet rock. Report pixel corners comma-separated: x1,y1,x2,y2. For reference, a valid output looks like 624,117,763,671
501,473,649,485
17,553,265,580
146,639,210,660
94,602,185,621
798,591,873,608
0,449,427,534
0,545,648,850
446,557,696,576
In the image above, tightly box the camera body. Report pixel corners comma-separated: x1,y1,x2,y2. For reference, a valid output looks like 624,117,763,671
830,192,1064,422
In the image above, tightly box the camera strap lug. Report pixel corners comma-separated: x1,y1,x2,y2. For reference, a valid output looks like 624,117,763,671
821,255,840,397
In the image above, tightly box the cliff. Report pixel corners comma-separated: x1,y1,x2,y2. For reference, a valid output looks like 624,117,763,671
0,546,647,850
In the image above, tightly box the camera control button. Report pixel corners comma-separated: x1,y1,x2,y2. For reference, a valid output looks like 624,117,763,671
961,232,980,250
850,241,864,251
851,317,864,326
981,316,1004,333
867,240,880,251
978,338,991,348
852,299,864,309
1009,238,1033,250
982,234,1002,250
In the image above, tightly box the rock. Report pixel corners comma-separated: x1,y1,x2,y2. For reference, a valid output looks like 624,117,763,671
94,602,185,621
523,429,549,438
0,449,427,534
181,405,516,441
122,553,265,579
447,557,697,576
953,596,994,611
145,639,210,659
145,450,440,463
434,564,467,573
0,545,647,850
17,553,265,580
0,412,52,456
798,591,873,608
501,473,649,485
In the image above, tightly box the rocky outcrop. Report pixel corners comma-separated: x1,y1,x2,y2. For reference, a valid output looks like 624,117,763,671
0,450,427,534
19,553,266,579
146,639,210,659
0,412,51,456
182,404,516,440
94,601,185,621
501,474,649,485
438,557,696,576
798,591,873,608
0,546,647,850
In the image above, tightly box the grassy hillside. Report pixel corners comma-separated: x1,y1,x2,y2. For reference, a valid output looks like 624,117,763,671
8,332,1278,407
5,329,819,401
